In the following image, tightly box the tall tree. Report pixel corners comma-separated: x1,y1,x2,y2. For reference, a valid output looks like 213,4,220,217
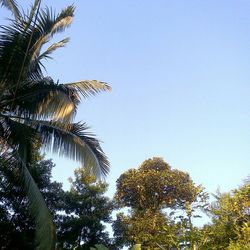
57,168,113,250
113,157,207,249
0,1,110,249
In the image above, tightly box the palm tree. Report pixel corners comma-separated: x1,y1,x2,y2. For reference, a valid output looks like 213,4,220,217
0,1,110,249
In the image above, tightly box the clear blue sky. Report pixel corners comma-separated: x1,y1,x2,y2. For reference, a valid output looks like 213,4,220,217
2,1,250,197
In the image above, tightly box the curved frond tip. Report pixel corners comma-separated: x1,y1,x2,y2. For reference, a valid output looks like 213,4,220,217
27,120,110,177
0,0,21,19
63,80,112,99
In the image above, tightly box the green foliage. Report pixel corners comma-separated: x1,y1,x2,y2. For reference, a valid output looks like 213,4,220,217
57,168,113,249
200,182,250,249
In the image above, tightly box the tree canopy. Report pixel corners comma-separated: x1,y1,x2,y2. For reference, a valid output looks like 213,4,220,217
115,157,201,212
113,157,208,249
57,168,113,250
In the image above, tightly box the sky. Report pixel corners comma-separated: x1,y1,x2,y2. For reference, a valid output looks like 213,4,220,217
2,1,250,198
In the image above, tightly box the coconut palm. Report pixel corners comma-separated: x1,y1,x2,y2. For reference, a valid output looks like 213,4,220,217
0,1,110,249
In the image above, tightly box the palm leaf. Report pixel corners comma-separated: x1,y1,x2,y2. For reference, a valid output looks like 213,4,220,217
0,0,20,19
23,0,41,30
0,114,36,148
29,38,69,74
0,20,44,86
1,115,109,177
34,120,110,177
0,4,74,88
35,37,69,61
64,80,112,99
1,77,78,121
1,78,111,122
31,5,74,61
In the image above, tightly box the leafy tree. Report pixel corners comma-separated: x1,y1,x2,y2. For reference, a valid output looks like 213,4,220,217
57,168,113,250
113,157,207,249
0,1,110,248
200,181,250,250
0,152,64,249
115,157,200,212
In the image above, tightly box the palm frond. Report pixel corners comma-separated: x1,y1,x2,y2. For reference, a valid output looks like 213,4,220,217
0,0,21,19
1,115,109,177
23,0,41,30
0,20,44,86
0,2,110,249
0,4,74,87
1,78,111,122
33,120,109,177
63,80,112,99
50,5,74,35
36,37,69,60
1,78,76,121
29,37,69,75
31,5,74,61
44,79,111,122
0,114,36,148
